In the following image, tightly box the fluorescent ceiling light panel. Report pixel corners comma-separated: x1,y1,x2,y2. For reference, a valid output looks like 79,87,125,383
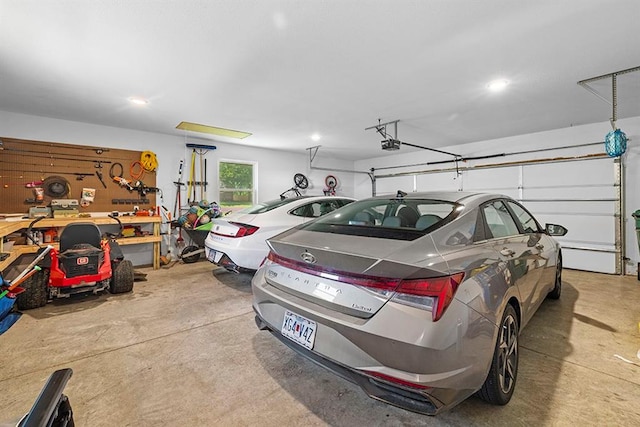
176,121,252,139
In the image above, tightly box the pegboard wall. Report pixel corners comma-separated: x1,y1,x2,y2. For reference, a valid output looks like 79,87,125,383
0,137,157,214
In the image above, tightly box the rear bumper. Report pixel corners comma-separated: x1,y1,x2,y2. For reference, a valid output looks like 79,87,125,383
204,235,266,270
254,310,446,415
251,263,497,414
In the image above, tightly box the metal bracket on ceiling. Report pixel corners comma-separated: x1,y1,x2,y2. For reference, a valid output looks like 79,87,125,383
578,65,640,130
365,118,463,176
365,119,400,142
305,145,374,181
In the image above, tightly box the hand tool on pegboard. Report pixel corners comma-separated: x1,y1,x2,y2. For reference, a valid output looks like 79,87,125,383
113,176,135,191
0,139,109,155
95,170,107,188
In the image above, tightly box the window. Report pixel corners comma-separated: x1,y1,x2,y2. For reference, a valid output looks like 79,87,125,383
218,161,256,212
243,197,300,214
482,201,520,238
506,201,540,234
290,199,353,218
302,198,459,241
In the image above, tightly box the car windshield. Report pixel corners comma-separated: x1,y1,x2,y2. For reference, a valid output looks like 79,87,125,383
300,198,460,240
240,197,306,214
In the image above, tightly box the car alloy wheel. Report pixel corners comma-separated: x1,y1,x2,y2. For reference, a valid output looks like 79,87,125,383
497,312,518,395
477,304,519,405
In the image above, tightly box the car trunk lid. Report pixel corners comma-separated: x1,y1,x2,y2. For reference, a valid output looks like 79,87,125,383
211,216,258,237
264,230,449,318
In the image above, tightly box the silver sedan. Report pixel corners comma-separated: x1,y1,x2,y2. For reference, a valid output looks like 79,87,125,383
252,191,567,415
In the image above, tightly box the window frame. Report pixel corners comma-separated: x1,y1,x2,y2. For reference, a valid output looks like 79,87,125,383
479,199,521,240
217,159,258,209
504,200,543,234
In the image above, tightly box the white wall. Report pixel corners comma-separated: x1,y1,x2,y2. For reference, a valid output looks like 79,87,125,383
354,116,640,275
0,110,355,264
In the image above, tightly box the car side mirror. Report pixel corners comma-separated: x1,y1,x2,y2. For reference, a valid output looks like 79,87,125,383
545,223,568,236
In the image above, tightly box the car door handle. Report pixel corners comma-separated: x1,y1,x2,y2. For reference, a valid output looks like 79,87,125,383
535,244,544,250
500,248,516,257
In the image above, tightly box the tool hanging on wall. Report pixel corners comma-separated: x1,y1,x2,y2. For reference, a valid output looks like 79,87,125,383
173,159,184,219
185,143,217,204
173,159,186,249
140,151,158,172
95,170,107,188
113,176,135,191
42,176,71,198
72,173,95,181
0,166,97,179
109,163,124,180
0,149,113,167
130,161,145,180
187,148,196,204
133,180,160,197
0,139,109,155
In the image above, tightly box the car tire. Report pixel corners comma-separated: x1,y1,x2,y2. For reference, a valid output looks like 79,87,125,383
181,245,201,264
477,304,519,405
109,260,134,294
547,253,562,300
16,268,49,310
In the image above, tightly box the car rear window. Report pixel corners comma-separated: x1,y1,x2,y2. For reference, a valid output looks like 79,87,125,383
300,198,460,240
242,197,306,214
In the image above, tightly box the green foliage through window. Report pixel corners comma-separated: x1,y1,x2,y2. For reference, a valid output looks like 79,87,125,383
219,161,254,208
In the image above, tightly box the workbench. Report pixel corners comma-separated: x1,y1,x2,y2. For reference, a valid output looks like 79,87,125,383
0,215,162,271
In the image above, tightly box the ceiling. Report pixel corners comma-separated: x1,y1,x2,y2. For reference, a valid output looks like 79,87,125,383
1,1,639,161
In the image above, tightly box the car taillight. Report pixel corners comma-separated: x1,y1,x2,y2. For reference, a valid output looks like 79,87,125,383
228,222,259,237
391,273,465,321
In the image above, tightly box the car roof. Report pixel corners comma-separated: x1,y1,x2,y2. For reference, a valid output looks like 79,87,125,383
368,191,510,208
272,195,356,203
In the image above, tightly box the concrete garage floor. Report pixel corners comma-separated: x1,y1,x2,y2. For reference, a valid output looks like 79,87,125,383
1,262,639,426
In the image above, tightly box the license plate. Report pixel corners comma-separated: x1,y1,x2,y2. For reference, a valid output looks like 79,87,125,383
206,249,223,263
281,310,317,350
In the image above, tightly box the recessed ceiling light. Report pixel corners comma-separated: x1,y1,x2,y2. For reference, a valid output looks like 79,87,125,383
486,79,509,92
311,133,321,142
129,97,149,105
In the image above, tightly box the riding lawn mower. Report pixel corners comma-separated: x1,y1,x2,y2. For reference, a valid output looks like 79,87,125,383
16,215,135,310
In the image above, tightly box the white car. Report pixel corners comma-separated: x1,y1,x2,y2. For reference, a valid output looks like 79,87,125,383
204,196,355,272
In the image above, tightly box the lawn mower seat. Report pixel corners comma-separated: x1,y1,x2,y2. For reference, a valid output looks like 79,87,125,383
59,223,102,252
58,223,104,278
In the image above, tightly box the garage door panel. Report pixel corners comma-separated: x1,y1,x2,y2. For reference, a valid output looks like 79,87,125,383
522,201,614,216
416,174,459,192
375,176,414,195
463,168,519,192
522,159,612,187
545,216,615,245
523,185,615,200
562,249,616,274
